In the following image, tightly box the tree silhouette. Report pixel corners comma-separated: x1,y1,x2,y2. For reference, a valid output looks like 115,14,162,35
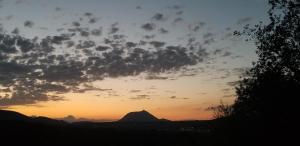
233,0,299,123
211,0,299,145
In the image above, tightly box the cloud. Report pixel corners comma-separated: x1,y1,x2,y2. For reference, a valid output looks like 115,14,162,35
130,94,150,100
84,12,93,17
167,5,182,10
95,45,110,51
76,40,96,49
72,21,80,27
109,23,119,34
0,3,213,107
149,41,165,48
141,23,156,31
89,18,98,24
136,6,141,9
130,90,141,93
158,28,169,34
11,28,20,34
24,20,34,28
91,28,102,36
188,22,206,32
203,33,214,39
176,11,183,15
152,13,166,21
221,51,232,57
144,35,155,39
55,7,62,11
146,74,169,80
173,17,183,24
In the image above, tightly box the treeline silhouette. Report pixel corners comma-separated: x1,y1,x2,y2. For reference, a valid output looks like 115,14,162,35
211,0,299,145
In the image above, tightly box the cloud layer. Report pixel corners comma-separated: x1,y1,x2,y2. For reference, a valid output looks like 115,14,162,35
0,3,214,107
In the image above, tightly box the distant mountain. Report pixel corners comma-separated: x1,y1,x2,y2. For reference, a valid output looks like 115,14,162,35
57,115,78,123
0,110,31,121
119,110,160,122
0,110,67,125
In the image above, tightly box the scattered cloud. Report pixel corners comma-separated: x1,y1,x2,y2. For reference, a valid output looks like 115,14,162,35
141,23,156,31
152,13,166,21
0,1,231,107
130,95,150,100
130,90,141,93
24,20,34,28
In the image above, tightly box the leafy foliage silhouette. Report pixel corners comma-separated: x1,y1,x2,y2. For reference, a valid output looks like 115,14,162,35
212,0,299,145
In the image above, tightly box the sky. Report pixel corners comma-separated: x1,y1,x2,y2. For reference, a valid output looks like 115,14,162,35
0,0,269,121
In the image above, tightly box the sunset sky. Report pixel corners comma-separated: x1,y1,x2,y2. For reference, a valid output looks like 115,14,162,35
0,0,269,121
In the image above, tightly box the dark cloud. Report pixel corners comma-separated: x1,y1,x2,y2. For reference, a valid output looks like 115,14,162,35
144,35,155,39
76,40,96,49
65,41,75,48
130,95,150,100
11,28,20,34
141,23,156,31
95,45,110,51
213,49,222,55
73,84,112,93
146,75,169,80
51,34,71,45
173,18,183,24
56,28,64,32
221,51,232,57
168,5,182,10
126,42,137,48
152,13,166,21
188,22,205,32
72,21,81,27
91,28,102,36
24,20,34,28
80,30,90,37
84,12,93,17
203,33,214,39
89,18,98,24
55,7,62,11
176,11,183,15
203,38,215,45
130,90,141,93
149,41,165,48
109,23,119,34
136,6,141,9
158,28,169,34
